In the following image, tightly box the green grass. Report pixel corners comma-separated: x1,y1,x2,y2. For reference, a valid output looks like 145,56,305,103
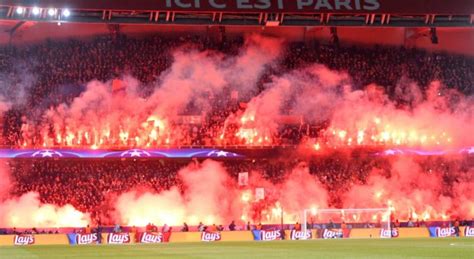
0,238,473,259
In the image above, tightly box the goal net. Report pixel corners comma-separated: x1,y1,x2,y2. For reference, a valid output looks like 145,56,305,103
300,208,393,239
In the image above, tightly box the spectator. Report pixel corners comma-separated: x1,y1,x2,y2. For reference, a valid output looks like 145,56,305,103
294,222,301,231
229,221,236,231
246,222,252,231
394,219,401,228
85,224,91,234
113,224,121,233
454,219,460,237
162,224,170,233
341,221,347,229
198,222,205,232
181,222,189,232
328,220,335,229
209,224,217,232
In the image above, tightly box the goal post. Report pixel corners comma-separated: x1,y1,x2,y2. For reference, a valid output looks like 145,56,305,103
301,207,392,240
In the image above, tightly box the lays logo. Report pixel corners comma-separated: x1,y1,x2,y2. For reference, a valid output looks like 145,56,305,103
201,232,221,242
76,233,98,245
380,228,399,238
107,233,131,244
436,227,456,237
261,230,281,241
140,232,163,243
14,235,35,245
322,229,343,239
290,230,312,240
463,226,473,237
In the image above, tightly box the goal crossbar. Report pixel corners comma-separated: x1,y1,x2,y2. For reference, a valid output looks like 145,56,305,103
301,207,392,240
304,208,389,213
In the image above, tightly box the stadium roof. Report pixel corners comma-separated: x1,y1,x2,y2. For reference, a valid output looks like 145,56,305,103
1,0,473,27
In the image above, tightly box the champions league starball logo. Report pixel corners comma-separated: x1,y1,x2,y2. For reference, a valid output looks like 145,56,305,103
459,147,474,155
206,150,239,157
6,148,243,159
31,150,65,158
379,149,404,156
120,149,152,158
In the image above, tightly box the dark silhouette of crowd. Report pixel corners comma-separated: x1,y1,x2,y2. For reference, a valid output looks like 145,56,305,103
0,34,473,147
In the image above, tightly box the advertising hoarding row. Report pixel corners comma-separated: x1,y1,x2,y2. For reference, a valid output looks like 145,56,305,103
0,227,472,246
66,232,171,245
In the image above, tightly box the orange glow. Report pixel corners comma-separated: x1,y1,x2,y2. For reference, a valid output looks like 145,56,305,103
422,211,431,221
318,123,454,148
374,191,383,199
241,191,251,202
313,143,321,151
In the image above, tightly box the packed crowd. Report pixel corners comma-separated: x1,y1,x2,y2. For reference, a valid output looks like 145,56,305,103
0,34,473,147
6,154,472,225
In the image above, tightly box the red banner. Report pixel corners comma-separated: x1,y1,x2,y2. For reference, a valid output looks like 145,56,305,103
3,0,473,15
175,116,203,125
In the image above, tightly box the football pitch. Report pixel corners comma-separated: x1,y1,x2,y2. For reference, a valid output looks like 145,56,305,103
0,238,473,259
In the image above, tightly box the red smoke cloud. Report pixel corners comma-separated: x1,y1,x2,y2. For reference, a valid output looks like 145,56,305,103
114,160,240,226
113,160,330,226
237,64,473,148
0,155,471,228
33,35,283,148
0,162,90,228
0,35,472,228
342,156,473,221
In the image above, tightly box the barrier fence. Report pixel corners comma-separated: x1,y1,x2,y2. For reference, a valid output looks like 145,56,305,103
0,227,472,246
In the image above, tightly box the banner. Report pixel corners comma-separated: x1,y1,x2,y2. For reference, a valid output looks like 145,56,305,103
175,116,202,125
107,233,131,244
67,233,99,245
238,172,249,186
5,0,473,15
201,231,221,242
289,230,312,240
276,115,303,125
2,148,244,159
316,228,351,239
13,234,35,246
380,228,399,238
112,79,125,93
255,188,265,200
231,90,239,100
428,227,459,238
252,230,282,241
464,226,474,237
